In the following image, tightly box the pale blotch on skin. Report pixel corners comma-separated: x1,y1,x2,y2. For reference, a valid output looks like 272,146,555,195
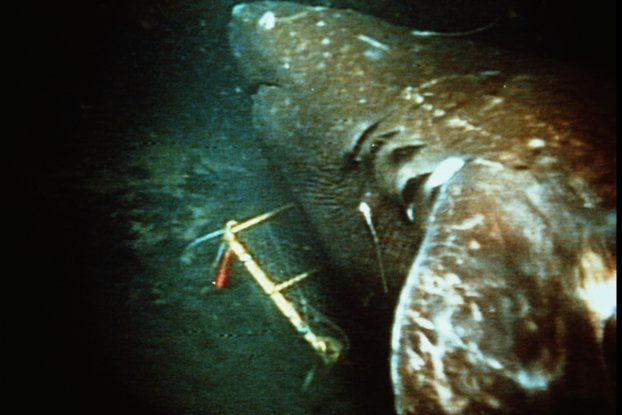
472,157,505,172
446,116,480,131
356,34,390,51
363,48,384,61
481,96,505,111
258,11,276,30
468,239,481,250
527,138,547,149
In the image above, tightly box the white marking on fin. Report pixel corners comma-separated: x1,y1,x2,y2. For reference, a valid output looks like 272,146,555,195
425,157,466,191
449,214,485,231
515,369,554,392
407,348,426,371
470,302,483,321
578,251,617,322
414,316,436,330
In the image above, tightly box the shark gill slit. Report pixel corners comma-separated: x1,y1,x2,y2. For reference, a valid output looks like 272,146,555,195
343,120,381,168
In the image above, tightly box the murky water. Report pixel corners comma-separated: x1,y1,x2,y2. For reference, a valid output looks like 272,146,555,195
47,1,614,414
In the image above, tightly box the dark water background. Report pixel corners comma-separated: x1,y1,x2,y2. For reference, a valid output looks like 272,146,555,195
44,1,614,414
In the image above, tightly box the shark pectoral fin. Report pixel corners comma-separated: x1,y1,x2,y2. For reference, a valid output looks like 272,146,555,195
391,182,521,414
391,167,615,415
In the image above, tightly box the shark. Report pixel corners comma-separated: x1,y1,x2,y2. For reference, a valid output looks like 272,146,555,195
228,2,616,414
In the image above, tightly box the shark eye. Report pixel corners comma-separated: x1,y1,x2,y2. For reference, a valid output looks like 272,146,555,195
390,144,425,163
343,120,381,167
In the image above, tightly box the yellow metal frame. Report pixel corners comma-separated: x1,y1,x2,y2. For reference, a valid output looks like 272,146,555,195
215,205,343,364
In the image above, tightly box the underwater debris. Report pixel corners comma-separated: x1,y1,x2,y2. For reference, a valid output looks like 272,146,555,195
213,244,236,290
186,204,345,364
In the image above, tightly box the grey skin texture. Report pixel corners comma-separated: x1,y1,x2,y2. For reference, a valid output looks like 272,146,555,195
229,2,616,414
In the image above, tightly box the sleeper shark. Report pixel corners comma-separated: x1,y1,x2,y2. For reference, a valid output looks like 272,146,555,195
228,2,616,414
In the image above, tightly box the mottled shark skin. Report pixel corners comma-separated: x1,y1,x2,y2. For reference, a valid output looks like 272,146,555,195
228,2,616,415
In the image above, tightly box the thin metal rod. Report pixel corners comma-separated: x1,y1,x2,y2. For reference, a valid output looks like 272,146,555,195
223,223,341,364
270,270,317,294
185,203,295,250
